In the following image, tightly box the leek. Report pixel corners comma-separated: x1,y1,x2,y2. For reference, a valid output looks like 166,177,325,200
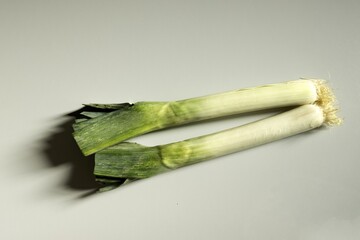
94,103,341,180
73,79,330,156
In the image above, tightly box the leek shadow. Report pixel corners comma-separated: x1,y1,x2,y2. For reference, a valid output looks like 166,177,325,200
42,107,102,192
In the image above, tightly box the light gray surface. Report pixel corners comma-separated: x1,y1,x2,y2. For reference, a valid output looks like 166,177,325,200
1,1,359,239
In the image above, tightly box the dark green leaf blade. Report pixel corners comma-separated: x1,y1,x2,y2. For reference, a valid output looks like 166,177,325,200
94,142,170,179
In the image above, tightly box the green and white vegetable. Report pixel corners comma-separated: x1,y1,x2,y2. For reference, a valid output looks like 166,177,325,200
94,103,340,179
71,79,341,189
73,79,335,156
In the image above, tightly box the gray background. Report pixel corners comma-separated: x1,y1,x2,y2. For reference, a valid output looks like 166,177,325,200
1,0,359,239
